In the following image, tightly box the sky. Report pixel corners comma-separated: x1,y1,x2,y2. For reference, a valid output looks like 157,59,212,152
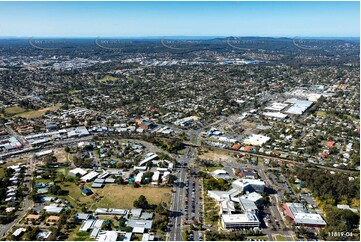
0,1,359,38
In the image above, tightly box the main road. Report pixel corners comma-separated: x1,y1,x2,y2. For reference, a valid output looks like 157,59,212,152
168,147,189,241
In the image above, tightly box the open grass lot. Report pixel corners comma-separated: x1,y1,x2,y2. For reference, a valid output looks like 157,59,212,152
4,106,26,115
59,183,172,210
96,185,172,209
61,182,95,206
16,105,60,119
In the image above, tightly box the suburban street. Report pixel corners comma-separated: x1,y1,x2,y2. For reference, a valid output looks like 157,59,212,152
0,155,34,238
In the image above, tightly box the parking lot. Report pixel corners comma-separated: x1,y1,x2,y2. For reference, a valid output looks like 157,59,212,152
184,175,204,241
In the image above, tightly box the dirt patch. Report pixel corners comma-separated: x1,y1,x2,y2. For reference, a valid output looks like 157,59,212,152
198,148,237,162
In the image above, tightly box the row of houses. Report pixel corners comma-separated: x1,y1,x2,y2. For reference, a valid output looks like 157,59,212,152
77,208,155,241
4,164,25,205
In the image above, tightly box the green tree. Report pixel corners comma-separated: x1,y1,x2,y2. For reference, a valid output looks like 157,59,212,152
133,195,149,209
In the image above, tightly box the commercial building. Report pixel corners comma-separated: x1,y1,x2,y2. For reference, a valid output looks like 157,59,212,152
81,171,99,182
127,219,153,230
96,231,118,242
221,213,260,229
95,208,128,216
208,177,264,230
243,134,270,146
265,102,289,111
283,203,326,226
35,150,53,158
210,169,232,180
284,98,313,115
139,153,158,166
219,195,260,230
69,168,87,177
67,126,90,138
263,112,288,120
232,178,266,193
0,136,22,151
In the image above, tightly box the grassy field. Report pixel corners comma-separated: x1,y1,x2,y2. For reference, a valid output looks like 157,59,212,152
96,185,172,209
206,166,223,172
73,98,83,103
16,105,60,119
67,229,92,241
4,106,26,115
315,111,327,117
97,75,119,83
275,235,288,241
0,167,4,178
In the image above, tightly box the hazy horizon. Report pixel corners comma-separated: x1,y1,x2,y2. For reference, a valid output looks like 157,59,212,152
0,1,359,38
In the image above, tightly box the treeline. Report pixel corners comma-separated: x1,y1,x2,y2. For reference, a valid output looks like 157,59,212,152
199,172,231,191
142,136,184,154
295,169,359,205
313,205,361,241
206,231,244,241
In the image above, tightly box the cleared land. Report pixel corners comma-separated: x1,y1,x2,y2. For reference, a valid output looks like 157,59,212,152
53,149,68,163
4,106,26,115
240,121,257,128
95,185,172,209
198,148,236,162
16,105,60,119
